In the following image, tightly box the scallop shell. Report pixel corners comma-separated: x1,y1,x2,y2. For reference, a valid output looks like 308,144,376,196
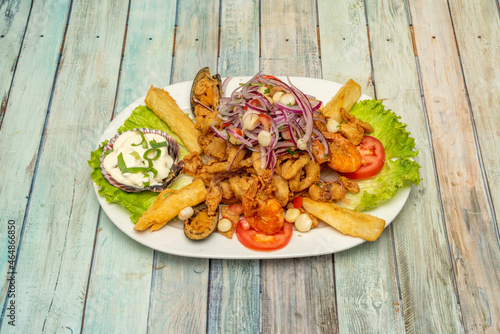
100,128,184,193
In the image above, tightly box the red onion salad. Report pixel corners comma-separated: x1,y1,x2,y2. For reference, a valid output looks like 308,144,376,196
209,73,330,172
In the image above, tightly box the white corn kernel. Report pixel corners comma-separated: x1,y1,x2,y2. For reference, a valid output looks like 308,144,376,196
273,91,284,104
285,208,301,223
178,206,194,220
218,218,232,232
258,130,272,147
280,93,296,105
242,110,260,131
297,138,307,150
295,213,313,232
326,118,340,133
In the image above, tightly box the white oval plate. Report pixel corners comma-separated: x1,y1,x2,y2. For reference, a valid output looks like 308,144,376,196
94,77,411,259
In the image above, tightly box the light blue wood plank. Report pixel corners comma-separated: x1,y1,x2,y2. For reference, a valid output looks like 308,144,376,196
318,0,405,332
1,0,129,332
146,0,219,332
0,0,71,329
409,0,500,331
260,0,321,77
207,2,261,333
0,0,31,126
366,0,462,332
259,1,338,333
81,1,177,332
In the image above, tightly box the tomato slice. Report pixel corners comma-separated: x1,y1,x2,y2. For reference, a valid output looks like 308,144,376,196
341,136,385,179
259,114,272,132
263,75,282,82
236,219,293,251
227,203,243,215
293,197,303,209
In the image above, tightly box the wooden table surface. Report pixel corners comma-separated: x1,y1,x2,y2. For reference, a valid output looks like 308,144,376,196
1,0,499,332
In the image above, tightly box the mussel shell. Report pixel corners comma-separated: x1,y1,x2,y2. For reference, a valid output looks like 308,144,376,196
100,128,182,193
190,67,222,113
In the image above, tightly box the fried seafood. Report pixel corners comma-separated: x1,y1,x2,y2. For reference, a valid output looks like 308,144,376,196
320,133,362,173
288,160,321,193
280,154,310,180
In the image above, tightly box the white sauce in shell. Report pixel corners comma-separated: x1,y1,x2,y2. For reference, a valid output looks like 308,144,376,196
102,131,174,188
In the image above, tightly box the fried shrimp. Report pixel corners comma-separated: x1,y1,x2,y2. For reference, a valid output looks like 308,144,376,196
322,133,362,173
271,175,290,206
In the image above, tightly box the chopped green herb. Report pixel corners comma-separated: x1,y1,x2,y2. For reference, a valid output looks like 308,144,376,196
150,141,168,149
129,151,141,159
144,148,161,160
131,131,148,149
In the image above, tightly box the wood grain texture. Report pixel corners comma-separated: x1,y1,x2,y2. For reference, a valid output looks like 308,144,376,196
1,0,129,332
409,0,500,331
146,1,219,333
318,0,373,90
366,0,463,332
0,0,31,127
0,0,71,324
260,1,337,333
448,0,500,234
81,1,178,332
171,0,220,84
318,1,404,332
260,0,321,77
207,1,261,333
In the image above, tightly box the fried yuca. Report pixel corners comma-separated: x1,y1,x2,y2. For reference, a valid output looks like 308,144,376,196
302,197,385,241
322,79,361,123
145,85,203,154
134,179,207,232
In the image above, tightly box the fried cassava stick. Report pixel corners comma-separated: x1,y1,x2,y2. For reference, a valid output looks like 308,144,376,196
302,197,385,241
145,85,203,154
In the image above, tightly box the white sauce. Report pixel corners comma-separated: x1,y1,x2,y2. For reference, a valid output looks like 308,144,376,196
103,131,174,188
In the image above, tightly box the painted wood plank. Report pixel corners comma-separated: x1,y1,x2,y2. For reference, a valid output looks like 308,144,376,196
1,0,129,332
318,1,405,332
207,1,261,333
146,1,219,333
260,0,321,77
81,1,178,332
365,0,463,332
449,0,500,238
0,0,31,126
0,0,72,326
318,0,373,90
409,0,500,331
260,1,338,333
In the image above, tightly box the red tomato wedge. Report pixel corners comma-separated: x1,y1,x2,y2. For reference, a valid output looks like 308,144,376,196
342,136,385,179
293,197,303,209
236,219,293,251
259,114,272,132
263,75,282,82
227,203,243,215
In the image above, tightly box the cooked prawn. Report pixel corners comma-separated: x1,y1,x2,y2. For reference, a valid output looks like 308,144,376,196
318,133,362,173
246,198,285,235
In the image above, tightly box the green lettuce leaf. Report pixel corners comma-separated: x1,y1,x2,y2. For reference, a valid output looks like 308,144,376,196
343,99,421,211
88,105,192,222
